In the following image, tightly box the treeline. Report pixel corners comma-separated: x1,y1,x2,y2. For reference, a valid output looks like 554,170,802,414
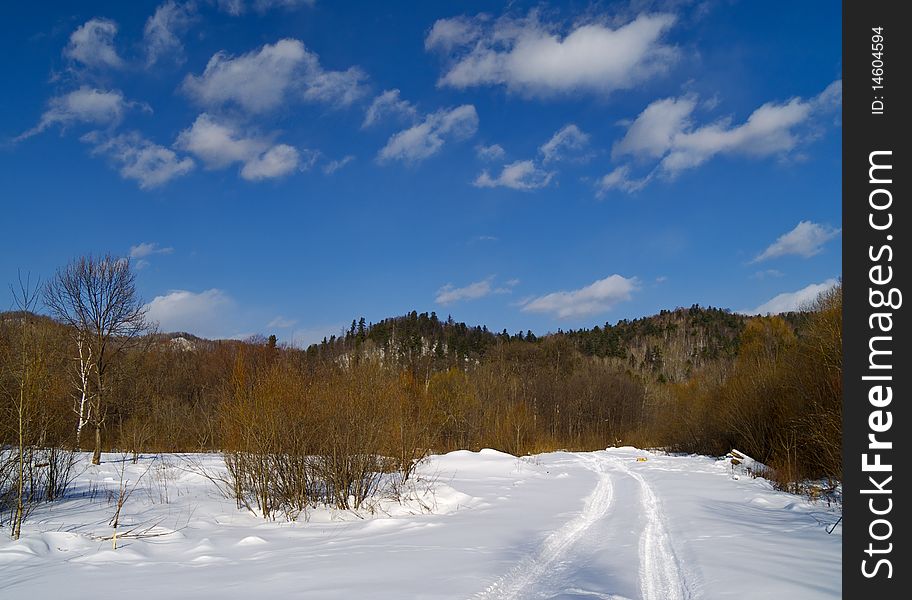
308,304,754,384
1,254,842,527
650,285,842,488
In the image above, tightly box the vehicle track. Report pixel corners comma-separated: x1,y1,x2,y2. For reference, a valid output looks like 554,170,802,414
475,452,692,600
473,455,614,600
607,455,690,600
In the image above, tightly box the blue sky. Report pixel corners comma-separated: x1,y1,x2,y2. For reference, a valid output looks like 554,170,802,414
0,0,841,344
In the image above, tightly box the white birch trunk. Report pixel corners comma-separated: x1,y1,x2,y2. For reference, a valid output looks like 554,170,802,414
73,335,94,448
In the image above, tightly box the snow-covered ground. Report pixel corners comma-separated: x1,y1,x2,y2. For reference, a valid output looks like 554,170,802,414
0,448,841,599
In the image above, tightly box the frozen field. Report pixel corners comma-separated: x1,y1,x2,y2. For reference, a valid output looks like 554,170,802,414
0,448,841,599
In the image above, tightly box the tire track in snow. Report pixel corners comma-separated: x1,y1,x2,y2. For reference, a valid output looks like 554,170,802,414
474,455,614,600
608,456,689,600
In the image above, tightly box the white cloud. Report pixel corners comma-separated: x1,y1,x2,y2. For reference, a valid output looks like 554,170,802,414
659,99,811,175
474,160,554,190
596,165,653,195
144,289,234,336
323,155,355,174
612,95,696,159
752,221,841,262
605,81,842,191
378,105,478,163
362,89,417,128
742,279,838,315
539,124,590,163
240,144,300,180
436,277,495,305
175,113,302,180
182,39,304,113
425,15,483,52
65,18,124,69
144,1,196,66
429,12,678,96
83,131,195,189
300,65,369,106
17,87,136,140
129,242,175,259
494,279,520,294
182,39,367,114
476,143,506,161
175,114,262,167
214,0,245,15
520,274,638,319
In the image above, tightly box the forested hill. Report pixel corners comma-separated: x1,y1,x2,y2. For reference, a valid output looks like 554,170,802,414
0,290,840,484
1,305,799,385
305,306,800,383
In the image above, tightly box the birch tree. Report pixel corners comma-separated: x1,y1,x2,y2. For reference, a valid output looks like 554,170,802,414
72,332,94,448
44,255,148,465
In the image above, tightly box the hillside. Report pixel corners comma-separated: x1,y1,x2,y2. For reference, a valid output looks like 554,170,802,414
304,305,804,384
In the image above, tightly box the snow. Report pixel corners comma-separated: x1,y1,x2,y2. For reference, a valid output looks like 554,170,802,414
0,448,841,599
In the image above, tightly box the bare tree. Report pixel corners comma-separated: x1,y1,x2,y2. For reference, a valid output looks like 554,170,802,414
44,255,148,465
5,273,43,539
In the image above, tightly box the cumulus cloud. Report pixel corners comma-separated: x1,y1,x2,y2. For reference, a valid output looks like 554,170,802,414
129,242,175,269
176,113,263,167
425,15,484,52
596,165,650,194
182,38,367,114
435,276,516,305
129,242,175,259
603,80,842,192
378,105,478,163
473,125,589,190
539,124,590,163
436,279,492,305
17,87,137,140
144,289,234,337
476,143,506,161
175,113,302,180
65,18,124,69
82,131,195,189
240,144,301,180
323,155,355,174
474,160,554,190
427,12,678,96
144,1,196,66
520,274,638,319
659,100,812,174
742,279,838,315
362,89,417,128
612,95,696,159
752,221,841,263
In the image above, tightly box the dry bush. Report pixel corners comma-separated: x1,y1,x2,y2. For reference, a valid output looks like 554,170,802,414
310,362,394,510
427,369,479,452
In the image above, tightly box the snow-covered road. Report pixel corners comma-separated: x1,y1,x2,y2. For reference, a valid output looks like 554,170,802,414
0,448,841,599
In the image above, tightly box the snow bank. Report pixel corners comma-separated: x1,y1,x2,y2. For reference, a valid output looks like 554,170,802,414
0,449,841,598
